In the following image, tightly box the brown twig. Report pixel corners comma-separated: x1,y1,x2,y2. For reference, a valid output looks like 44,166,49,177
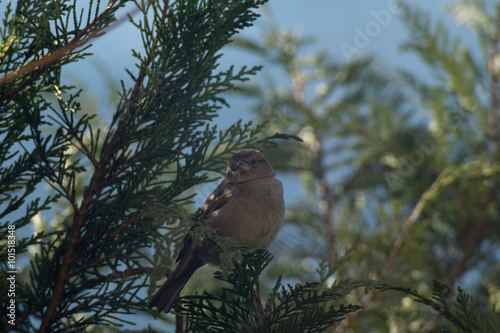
78,0,171,257
284,38,338,259
252,287,268,333
335,162,500,331
314,133,337,260
71,267,154,296
175,315,185,333
0,1,122,104
62,114,101,169
81,198,158,259
37,1,171,331
488,7,500,141
101,146,151,187
39,158,105,332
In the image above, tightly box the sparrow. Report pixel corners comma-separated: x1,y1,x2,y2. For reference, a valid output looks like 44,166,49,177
149,149,285,313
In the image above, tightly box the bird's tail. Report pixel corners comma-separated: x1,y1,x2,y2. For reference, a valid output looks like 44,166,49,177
148,258,202,313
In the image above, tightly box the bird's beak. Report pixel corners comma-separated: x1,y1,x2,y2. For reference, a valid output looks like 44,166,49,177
232,160,249,173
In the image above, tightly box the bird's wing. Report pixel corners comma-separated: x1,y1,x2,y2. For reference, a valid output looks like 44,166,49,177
201,182,230,220
175,181,231,262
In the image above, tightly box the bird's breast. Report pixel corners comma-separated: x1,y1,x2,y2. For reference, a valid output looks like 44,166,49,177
209,177,284,249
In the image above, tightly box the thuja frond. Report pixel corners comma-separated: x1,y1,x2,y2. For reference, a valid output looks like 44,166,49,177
398,1,485,124
263,281,362,333
174,249,270,332
1,0,279,331
176,250,363,333
376,280,500,333
175,248,498,333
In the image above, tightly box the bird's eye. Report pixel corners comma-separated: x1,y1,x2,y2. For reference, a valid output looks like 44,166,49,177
251,159,257,165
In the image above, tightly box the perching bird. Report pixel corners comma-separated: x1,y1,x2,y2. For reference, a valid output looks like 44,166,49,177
149,149,285,313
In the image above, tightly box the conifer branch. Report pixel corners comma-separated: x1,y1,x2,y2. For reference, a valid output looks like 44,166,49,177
1,0,272,331
38,2,171,329
335,169,447,332
0,1,124,104
62,114,100,169
72,267,154,296
336,161,500,331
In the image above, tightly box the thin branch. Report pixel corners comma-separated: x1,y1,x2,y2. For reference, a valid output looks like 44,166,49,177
0,0,152,104
175,315,185,333
376,284,480,333
315,133,336,260
77,0,172,257
37,1,168,330
82,199,157,258
284,35,338,260
0,1,120,103
127,0,170,111
101,145,150,187
45,178,80,213
335,169,447,332
488,6,500,140
71,267,154,296
252,287,268,333
61,113,100,169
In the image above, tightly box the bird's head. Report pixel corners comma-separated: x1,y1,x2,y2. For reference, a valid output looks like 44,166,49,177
225,149,275,183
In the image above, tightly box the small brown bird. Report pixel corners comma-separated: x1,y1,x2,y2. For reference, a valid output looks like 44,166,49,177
149,149,284,313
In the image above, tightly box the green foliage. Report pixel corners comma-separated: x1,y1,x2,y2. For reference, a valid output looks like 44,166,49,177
376,280,500,333
0,0,301,331
175,248,499,333
177,250,362,333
